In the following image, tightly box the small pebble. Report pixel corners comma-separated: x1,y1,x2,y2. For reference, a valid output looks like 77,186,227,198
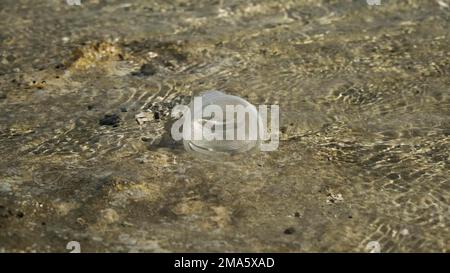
400,229,409,236
99,114,120,127
284,227,296,235
138,63,156,76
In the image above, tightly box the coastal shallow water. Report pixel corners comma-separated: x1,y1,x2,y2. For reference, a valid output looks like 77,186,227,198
0,0,449,252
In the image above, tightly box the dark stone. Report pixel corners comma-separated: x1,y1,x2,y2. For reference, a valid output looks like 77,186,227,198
387,173,400,180
0,206,13,218
6,55,15,62
0,93,6,100
172,52,187,62
99,114,120,127
284,227,296,235
139,63,156,76
120,107,128,112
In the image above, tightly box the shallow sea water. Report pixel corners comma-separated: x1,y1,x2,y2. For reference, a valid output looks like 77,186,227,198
0,0,449,252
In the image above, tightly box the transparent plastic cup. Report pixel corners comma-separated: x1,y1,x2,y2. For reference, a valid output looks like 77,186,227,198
182,90,263,156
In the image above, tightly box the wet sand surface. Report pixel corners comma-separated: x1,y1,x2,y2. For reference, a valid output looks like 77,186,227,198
0,0,449,252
